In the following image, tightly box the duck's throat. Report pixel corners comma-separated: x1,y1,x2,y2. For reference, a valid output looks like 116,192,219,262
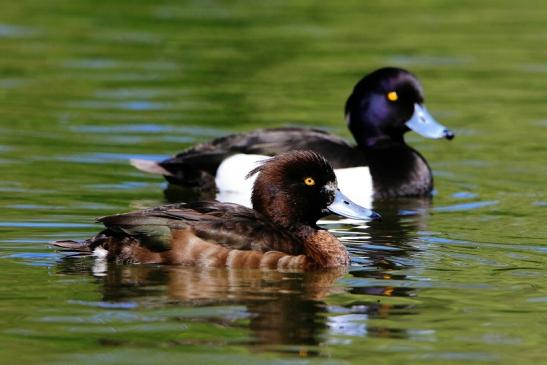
295,227,349,268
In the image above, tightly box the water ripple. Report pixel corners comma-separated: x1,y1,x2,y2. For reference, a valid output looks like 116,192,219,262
0,222,95,228
433,200,499,212
0,24,38,38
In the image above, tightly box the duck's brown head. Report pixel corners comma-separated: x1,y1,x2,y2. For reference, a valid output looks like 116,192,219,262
248,151,381,227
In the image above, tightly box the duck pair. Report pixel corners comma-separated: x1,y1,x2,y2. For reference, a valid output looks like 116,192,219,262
55,67,454,270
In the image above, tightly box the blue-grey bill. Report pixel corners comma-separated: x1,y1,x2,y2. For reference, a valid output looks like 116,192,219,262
327,189,382,221
406,103,454,140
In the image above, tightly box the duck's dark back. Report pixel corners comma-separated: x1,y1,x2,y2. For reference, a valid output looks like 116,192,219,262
160,127,366,184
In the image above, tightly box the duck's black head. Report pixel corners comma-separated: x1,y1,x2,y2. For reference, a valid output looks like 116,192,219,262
248,151,381,227
345,67,454,148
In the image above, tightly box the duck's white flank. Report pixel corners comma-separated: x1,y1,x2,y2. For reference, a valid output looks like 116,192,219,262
334,166,373,208
215,154,373,208
215,154,266,207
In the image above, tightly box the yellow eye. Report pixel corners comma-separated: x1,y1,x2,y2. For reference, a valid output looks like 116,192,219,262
304,177,315,186
387,91,398,101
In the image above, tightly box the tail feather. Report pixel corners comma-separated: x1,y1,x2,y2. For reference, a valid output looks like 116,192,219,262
51,240,92,252
130,159,173,176
52,232,112,253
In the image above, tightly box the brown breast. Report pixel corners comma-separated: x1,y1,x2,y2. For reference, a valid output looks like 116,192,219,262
302,230,350,268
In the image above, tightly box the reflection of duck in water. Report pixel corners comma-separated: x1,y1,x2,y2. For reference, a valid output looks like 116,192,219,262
56,257,417,350
54,151,380,270
132,67,454,207
55,259,347,351
368,196,432,248
321,195,431,274
324,197,431,340
341,197,431,301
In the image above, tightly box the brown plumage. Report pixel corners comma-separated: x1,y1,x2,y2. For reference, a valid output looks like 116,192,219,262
53,151,381,269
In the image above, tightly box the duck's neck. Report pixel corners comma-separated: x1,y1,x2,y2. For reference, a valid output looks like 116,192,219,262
292,226,349,268
357,140,433,199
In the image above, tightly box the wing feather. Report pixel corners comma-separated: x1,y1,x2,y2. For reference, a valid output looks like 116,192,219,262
158,128,364,181
96,202,304,255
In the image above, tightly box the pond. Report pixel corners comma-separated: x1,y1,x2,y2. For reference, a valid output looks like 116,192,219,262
0,1,546,364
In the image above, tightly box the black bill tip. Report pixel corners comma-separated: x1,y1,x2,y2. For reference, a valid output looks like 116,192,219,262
444,129,455,140
369,211,383,222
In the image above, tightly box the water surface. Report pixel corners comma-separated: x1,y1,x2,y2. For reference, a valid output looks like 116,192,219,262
0,1,546,364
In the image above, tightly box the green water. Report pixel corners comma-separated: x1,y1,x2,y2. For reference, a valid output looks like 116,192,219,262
1,0,546,364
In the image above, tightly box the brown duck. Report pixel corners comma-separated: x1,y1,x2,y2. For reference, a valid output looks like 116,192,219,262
53,151,381,270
